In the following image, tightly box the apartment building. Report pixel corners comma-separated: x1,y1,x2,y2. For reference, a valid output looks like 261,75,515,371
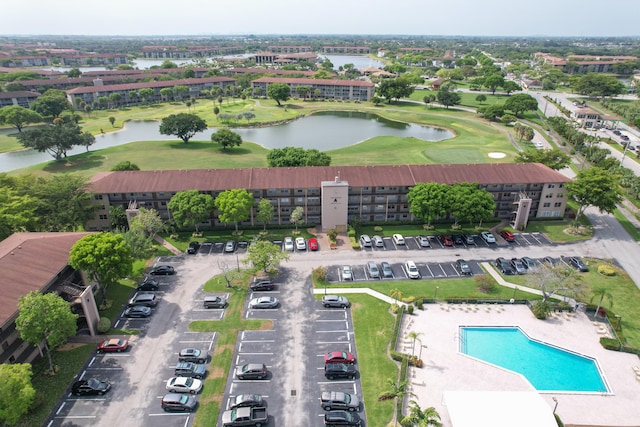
251,77,375,101
86,163,570,233
0,232,98,365
0,90,41,108
65,76,236,107
140,45,244,58
322,46,371,54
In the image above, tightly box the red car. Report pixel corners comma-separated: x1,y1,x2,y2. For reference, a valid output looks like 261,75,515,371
308,237,319,251
324,351,356,365
500,230,515,242
97,338,129,353
438,235,454,246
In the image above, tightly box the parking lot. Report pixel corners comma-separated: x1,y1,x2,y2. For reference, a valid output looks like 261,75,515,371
220,268,365,426
48,257,227,427
48,230,560,427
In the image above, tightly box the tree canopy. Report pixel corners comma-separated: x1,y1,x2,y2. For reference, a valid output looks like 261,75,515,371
515,148,571,171
504,93,538,117
570,73,627,98
159,113,207,143
0,363,35,426
266,147,331,167
17,122,95,161
407,183,449,226
167,189,214,232
68,233,133,300
566,167,623,221
0,105,43,132
15,291,77,373
244,238,290,274
214,189,253,233
211,128,243,150
376,77,415,103
266,83,291,106
0,186,38,240
111,161,140,171
256,198,274,231
29,89,72,119
436,87,461,109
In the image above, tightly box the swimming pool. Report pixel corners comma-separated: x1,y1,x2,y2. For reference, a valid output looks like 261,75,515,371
460,326,608,393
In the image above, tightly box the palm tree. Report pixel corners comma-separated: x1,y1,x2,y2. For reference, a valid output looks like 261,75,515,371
401,400,442,427
407,331,423,357
591,285,613,318
379,378,416,426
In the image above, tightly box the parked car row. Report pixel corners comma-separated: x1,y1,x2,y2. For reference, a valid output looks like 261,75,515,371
495,256,589,275
188,237,320,255
161,348,210,412
360,231,498,249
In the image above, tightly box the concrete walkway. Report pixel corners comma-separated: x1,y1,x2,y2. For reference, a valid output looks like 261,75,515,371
312,287,399,305
154,235,183,255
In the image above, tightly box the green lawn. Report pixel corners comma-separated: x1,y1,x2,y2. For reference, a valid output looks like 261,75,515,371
8,99,518,177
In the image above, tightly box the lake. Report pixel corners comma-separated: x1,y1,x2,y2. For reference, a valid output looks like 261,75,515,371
0,111,452,172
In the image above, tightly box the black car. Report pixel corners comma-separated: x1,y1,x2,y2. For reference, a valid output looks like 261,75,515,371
324,363,357,380
174,362,207,379
149,265,175,275
452,234,464,245
136,277,159,291
187,242,201,254
567,256,589,272
161,393,197,412
235,363,268,380
71,378,111,396
456,259,472,275
495,257,514,275
324,410,362,426
123,305,152,318
250,277,275,291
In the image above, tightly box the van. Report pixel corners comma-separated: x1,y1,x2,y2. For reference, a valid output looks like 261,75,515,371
359,235,372,248
366,261,380,278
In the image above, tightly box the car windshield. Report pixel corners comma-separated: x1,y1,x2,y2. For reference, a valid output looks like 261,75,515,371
87,378,100,388
409,266,418,272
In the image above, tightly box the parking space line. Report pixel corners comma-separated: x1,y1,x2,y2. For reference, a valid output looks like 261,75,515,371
316,341,349,344
317,381,355,385
240,340,275,343
316,330,349,333
54,415,97,419
85,367,124,370
231,380,271,383
238,352,274,355
425,264,434,277
148,413,192,417
315,319,346,322
56,402,66,415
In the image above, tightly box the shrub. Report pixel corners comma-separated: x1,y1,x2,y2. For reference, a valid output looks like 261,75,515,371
390,303,404,314
374,226,383,232
407,355,423,368
312,266,327,283
422,224,434,231
407,305,414,315
327,228,338,242
350,237,360,249
97,317,111,333
532,300,552,319
600,337,621,351
598,264,616,276
475,275,496,293
415,299,424,310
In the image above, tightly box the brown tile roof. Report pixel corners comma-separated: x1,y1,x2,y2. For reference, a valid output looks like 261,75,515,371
0,91,41,99
88,163,570,194
65,76,236,95
252,77,374,88
225,68,315,77
0,232,92,326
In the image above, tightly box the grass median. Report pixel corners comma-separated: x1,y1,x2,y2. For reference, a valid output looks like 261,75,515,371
188,270,270,427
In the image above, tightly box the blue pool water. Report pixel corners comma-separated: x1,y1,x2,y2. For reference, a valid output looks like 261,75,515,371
460,327,608,392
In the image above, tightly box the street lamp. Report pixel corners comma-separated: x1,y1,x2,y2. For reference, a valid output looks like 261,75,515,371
552,397,558,414
419,344,427,360
512,286,518,300
235,252,240,272
434,286,439,300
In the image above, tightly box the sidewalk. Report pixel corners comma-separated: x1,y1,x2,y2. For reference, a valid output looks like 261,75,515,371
154,235,183,255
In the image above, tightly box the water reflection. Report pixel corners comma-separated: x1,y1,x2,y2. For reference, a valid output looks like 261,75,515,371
0,111,452,172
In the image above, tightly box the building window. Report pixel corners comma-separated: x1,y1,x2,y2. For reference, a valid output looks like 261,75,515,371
541,211,550,217
548,184,555,189
543,203,551,208
99,214,108,220
554,202,562,207
552,211,561,217
559,184,564,188
545,193,553,198
94,195,103,200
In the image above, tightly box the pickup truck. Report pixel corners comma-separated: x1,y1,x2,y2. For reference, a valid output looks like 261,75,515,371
221,406,268,427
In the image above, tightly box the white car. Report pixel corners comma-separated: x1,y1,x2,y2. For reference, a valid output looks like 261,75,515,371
283,236,294,251
295,237,306,250
480,231,496,244
392,234,405,245
166,376,203,394
342,265,352,281
405,261,420,279
418,236,430,247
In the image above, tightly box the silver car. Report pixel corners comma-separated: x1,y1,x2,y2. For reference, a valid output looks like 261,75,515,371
249,296,279,309
322,295,350,308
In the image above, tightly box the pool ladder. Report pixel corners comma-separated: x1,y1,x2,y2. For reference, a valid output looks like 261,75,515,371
454,332,467,352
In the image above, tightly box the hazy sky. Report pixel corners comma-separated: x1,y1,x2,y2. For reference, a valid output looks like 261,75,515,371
3,0,639,37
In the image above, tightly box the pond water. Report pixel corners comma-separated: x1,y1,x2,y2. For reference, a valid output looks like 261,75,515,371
0,111,452,172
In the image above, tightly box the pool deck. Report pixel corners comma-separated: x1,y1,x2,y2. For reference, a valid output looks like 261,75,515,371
400,303,640,427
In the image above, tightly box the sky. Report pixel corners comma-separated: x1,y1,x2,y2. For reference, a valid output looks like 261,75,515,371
3,0,639,37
